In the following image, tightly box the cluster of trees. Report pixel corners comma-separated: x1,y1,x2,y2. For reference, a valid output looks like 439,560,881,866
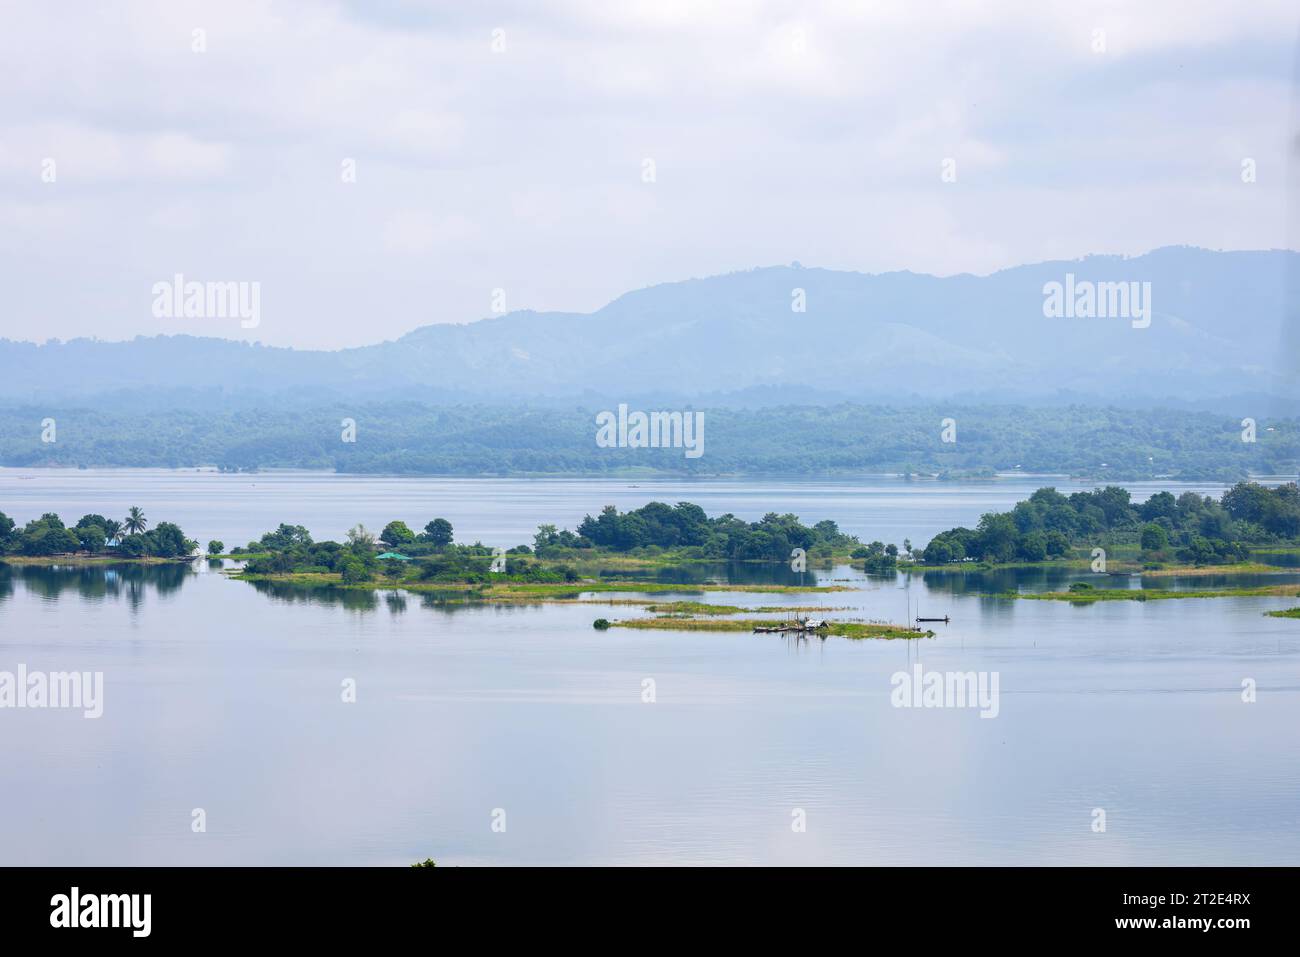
239,515,578,584
239,501,878,583
546,501,861,562
4,403,1294,480
242,537,379,583
922,482,1299,566
852,540,900,574
1219,482,1300,538
0,507,195,558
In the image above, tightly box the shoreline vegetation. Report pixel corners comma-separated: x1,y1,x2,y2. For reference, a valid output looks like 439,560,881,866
6,484,1300,627
3,404,1295,481
0,506,196,561
215,503,898,602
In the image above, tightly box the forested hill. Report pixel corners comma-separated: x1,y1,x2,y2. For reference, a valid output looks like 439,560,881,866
0,403,1294,480
1,247,1296,405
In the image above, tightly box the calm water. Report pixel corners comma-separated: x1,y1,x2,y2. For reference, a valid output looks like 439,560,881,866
2,471,1299,865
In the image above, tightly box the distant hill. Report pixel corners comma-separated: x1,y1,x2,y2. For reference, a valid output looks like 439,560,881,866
1,402,1295,480
2,247,1296,406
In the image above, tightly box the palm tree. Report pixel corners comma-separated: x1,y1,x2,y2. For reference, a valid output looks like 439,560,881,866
123,507,147,536
103,519,122,546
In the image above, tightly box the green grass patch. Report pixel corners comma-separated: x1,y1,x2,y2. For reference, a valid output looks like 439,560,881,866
1264,607,1300,618
645,601,746,615
610,617,931,639
1022,585,1300,602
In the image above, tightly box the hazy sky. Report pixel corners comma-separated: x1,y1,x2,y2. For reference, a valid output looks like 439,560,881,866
1,0,1296,349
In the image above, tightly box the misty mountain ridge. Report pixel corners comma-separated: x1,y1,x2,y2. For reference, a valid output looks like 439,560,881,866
4,246,1296,407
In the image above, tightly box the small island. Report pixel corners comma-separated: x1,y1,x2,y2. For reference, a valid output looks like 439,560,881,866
0,507,196,563
5,482,1299,620
225,503,872,601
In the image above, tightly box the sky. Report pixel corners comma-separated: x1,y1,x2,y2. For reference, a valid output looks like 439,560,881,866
0,0,1297,349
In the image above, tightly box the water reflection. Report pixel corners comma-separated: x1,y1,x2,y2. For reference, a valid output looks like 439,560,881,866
248,579,382,612
1143,572,1300,590
916,565,1107,595
14,559,1295,618
0,561,196,606
1252,550,1300,568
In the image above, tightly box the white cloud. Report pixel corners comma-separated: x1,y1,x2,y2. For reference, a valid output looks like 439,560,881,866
0,0,1294,348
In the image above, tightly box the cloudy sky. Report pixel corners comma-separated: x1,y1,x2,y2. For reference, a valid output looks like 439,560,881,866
1,0,1296,348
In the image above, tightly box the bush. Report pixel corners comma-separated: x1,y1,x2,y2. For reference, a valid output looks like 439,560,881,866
207,540,225,555
592,618,611,630
341,560,370,585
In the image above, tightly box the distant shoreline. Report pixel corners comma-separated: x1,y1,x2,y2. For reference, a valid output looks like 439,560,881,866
0,465,1268,484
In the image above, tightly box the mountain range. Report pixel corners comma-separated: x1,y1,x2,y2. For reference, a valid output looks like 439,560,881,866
4,246,1296,408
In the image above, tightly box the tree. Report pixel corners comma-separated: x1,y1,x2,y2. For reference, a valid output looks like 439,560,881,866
76,514,111,532
1018,531,1047,562
924,538,954,564
380,520,415,547
1140,523,1169,552
1181,535,1217,566
123,506,147,536
149,522,191,558
258,523,312,551
207,540,225,556
812,519,841,542
76,525,106,554
346,524,376,548
1139,491,1178,523
974,512,1019,563
102,519,122,546
341,559,370,584
22,520,80,555
423,518,454,547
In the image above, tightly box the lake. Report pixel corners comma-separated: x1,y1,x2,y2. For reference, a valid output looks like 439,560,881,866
2,471,1299,865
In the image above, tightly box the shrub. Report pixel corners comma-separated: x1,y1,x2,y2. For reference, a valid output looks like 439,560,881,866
341,560,370,585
